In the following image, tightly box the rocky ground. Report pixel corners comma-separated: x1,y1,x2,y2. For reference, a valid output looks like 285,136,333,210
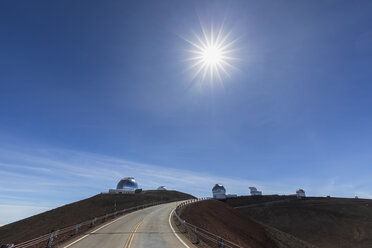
180,199,316,248
227,195,372,248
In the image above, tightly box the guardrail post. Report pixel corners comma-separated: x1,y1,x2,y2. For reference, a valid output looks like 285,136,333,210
217,237,224,248
46,230,59,248
90,217,96,227
1,244,14,248
183,220,188,233
194,227,200,244
175,215,181,226
74,224,81,235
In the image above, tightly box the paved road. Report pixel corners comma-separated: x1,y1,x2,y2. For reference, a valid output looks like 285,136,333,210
63,202,193,248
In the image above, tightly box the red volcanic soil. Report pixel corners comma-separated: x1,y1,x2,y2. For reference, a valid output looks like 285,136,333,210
180,200,314,248
227,196,372,248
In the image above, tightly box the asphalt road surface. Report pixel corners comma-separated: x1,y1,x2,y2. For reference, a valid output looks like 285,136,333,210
63,202,194,248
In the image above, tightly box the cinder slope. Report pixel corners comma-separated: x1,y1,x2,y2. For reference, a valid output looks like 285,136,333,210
0,190,194,244
180,200,315,248
227,196,372,248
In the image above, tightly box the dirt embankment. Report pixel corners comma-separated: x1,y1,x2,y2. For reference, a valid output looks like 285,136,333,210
227,196,372,248
0,190,194,244
180,200,315,248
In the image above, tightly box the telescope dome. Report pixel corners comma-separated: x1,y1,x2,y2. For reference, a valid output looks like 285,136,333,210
116,177,138,191
212,184,226,199
212,184,226,194
296,188,306,198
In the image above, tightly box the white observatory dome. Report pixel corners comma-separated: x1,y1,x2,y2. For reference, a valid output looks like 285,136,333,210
116,177,138,192
249,187,262,196
157,186,167,190
296,189,306,198
212,184,226,194
212,184,226,199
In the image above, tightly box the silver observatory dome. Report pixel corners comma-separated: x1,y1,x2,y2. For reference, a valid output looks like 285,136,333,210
212,184,226,194
116,177,138,191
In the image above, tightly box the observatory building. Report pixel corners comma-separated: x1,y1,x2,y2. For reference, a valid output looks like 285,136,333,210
109,177,138,194
157,186,167,190
249,187,262,196
212,184,226,199
296,189,306,198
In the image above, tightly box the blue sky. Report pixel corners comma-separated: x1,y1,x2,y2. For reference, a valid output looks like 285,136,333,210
1,0,372,225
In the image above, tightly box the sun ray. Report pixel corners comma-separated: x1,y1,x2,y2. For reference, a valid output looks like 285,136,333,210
217,62,230,77
219,38,239,51
188,59,205,69
215,24,224,46
220,48,239,55
184,38,205,52
201,25,210,47
219,60,237,70
214,63,222,81
192,62,207,80
192,32,207,50
220,55,238,61
217,30,232,48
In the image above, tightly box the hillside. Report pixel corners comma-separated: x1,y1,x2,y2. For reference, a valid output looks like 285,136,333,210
180,200,315,248
226,195,372,248
0,190,194,244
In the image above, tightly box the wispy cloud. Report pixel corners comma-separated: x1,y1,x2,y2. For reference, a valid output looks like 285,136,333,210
0,162,52,173
0,205,51,227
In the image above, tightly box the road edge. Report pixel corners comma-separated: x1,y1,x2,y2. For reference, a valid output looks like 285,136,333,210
169,207,194,248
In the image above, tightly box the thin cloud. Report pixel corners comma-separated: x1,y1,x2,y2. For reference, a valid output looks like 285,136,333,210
0,205,51,227
0,162,52,173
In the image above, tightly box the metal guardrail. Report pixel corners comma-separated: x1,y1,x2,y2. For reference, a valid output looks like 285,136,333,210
174,198,244,248
3,198,189,248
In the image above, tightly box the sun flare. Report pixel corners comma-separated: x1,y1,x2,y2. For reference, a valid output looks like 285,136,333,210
203,46,222,65
185,24,238,82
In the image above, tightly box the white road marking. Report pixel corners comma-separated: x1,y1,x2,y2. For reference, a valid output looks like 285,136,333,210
168,207,191,248
63,210,139,248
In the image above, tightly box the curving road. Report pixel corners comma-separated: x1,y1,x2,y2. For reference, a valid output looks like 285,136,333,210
62,202,194,248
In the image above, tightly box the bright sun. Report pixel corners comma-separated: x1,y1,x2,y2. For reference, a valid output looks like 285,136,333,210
185,24,237,82
203,46,222,65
